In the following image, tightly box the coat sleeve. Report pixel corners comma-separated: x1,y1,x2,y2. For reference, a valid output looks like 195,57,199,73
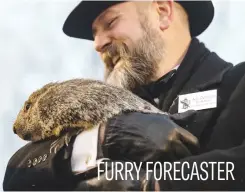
153,71,245,190
2,138,76,191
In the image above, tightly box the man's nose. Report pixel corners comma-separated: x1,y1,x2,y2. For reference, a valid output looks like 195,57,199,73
94,34,111,53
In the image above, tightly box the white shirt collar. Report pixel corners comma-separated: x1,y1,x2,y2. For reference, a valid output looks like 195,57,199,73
173,64,180,71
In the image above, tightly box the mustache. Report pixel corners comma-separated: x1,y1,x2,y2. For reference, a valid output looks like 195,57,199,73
102,42,130,67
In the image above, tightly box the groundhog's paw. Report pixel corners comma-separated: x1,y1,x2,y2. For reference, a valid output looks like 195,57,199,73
49,129,81,154
50,138,63,154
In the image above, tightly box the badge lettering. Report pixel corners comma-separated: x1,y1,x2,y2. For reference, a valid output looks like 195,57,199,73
178,90,217,113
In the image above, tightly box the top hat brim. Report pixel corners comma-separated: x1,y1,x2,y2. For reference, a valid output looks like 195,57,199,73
63,1,214,40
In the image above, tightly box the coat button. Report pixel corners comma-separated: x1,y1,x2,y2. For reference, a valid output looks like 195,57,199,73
27,159,32,167
32,158,38,166
38,156,42,163
42,154,47,161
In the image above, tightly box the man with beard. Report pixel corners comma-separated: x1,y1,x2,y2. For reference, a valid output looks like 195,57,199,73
3,1,245,191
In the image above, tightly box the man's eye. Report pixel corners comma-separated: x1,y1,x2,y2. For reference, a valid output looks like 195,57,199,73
107,17,118,28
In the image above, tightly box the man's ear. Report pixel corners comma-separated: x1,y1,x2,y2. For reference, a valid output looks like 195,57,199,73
154,0,174,31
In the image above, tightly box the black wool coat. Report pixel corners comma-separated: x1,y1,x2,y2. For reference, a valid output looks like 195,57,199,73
146,38,245,190
3,38,245,190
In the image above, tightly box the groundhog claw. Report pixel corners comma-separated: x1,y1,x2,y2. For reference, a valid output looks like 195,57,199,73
50,139,61,154
49,129,81,154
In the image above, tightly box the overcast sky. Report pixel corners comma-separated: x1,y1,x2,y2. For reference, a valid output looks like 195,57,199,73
1,0,245,189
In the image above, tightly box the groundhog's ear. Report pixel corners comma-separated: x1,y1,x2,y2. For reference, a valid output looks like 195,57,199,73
42,82,57,90
27,82,58,104
36,82,57,96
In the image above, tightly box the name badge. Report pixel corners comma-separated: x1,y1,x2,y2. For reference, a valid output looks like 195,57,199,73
178,89,217,113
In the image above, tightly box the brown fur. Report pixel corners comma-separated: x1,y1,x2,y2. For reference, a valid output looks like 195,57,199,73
13,78,167,143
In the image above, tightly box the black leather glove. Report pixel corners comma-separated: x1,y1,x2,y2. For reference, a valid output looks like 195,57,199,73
72,112,199,191
169,110,197,128
100,112,199,164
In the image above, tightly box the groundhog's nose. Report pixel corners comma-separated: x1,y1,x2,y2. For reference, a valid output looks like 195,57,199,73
23,133,32,140
13,126,17,134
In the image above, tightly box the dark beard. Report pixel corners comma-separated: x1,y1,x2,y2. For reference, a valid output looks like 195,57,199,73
103,19,165,91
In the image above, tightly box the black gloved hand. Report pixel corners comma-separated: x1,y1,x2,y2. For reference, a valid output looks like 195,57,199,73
72,112,199,191
100,112,199,164
73,160,148,191
169,110,197,128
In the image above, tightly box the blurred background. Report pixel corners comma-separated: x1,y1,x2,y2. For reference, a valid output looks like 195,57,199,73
0,0,245,189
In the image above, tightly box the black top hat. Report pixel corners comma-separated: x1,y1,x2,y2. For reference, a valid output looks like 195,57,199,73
63,1,214,40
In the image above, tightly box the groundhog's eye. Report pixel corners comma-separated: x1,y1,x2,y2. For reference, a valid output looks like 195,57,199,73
25,102,31,111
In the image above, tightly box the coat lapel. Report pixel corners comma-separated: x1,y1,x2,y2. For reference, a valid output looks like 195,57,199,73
160,38,233,114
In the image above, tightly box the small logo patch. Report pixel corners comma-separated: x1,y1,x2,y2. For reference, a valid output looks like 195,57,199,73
178,90,217,113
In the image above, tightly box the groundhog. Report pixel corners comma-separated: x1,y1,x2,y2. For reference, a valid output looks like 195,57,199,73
13,78,167,153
